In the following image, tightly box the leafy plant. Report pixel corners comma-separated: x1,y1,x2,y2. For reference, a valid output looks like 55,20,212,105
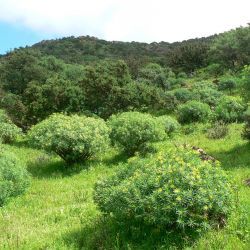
194,87,223,107
173,88,193,103
0,122,22,144
178,101,212,124
207,121,229,139
27,113,110,164
157,115,180,136
108,112,165,155
218,79,237,93
94,146,234,231
0,149,30,206
215,96,247,123
0,109,22,143
242,107,250,140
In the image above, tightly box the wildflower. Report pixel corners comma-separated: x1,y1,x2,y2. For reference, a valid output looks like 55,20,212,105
174,188,180,193
176,196,182,201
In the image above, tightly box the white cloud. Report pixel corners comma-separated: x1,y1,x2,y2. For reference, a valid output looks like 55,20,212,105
0,0,249,42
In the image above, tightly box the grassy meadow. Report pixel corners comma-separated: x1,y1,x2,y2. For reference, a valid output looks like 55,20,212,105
0,123,249,250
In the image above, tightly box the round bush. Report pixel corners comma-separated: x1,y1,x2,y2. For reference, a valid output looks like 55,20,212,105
0,122,22,144
108,112,165,155
178,101,212,124
94,146,234,231
0,150,30,206
173,88,193,103
242,108,250,140
0,109,11,123
215,96,247,123
194,88,223,107
157,115,180,136
28,113,110,163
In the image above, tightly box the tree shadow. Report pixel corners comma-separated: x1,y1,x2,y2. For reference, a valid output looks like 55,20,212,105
208,142,250,170
61,217,201,250
27,154,89,179
103,151,129,167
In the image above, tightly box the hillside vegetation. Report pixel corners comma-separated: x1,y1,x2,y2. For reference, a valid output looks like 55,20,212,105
0,25,249,249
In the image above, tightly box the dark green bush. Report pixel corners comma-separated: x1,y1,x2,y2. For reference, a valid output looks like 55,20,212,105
108,112,165,155
173,88,193,103
94,146,234,231
178,101,212,124
215,96,247,123
0,150,30,206
218,79,237,92
27,113,110,164
242,108,250,140
206,121,229,139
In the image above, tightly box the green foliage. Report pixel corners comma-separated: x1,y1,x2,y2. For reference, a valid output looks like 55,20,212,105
241,65,250,102
0,150,30,206
0,49,52,94
0,109,11,123
108,112,165,155
218,79,237,92
94,146,234,231
23,76,85,125
0,122,22,144
167,40,210,72
173,88,193,103
27,113,110,163
242,107,250,140
0,109,22,143
215,96,247,123
157,115,181,136
209,26,250,69
204,63,224,77
0,93,27,128
207,121,229,139
194,87,223,107
178,101,212,124
138,63,172,89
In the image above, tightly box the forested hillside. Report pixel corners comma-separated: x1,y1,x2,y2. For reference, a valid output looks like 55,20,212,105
0,25,249,128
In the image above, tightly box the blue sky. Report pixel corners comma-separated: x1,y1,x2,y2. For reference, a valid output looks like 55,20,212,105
0,21,58,54
0,0,249,55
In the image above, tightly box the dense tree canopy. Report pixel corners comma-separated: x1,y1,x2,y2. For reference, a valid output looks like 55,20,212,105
0,25,249,128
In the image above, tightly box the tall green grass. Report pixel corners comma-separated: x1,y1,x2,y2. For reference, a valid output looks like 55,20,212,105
0,124,249,249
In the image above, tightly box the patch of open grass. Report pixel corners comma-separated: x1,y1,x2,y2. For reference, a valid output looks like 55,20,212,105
0,124,249,249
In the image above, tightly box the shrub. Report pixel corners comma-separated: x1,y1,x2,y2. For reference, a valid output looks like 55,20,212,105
242,108,250,140
108,112,165,155
218,79,237,92
173,88,193,103
0,109,11,123
177,72,188,78
94,146,234,231
0,122,22,144
27,113,110,164
194,88,223,107
0,150,30,206
178,101,212,124
0,109,22,144
207,121,229,139
215,96,247,123
157,115,180,136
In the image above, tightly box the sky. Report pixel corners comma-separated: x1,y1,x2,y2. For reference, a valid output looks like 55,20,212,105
0,0,249,54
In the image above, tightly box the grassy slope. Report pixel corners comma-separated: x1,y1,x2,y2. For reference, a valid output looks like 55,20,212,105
0,124,249,249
